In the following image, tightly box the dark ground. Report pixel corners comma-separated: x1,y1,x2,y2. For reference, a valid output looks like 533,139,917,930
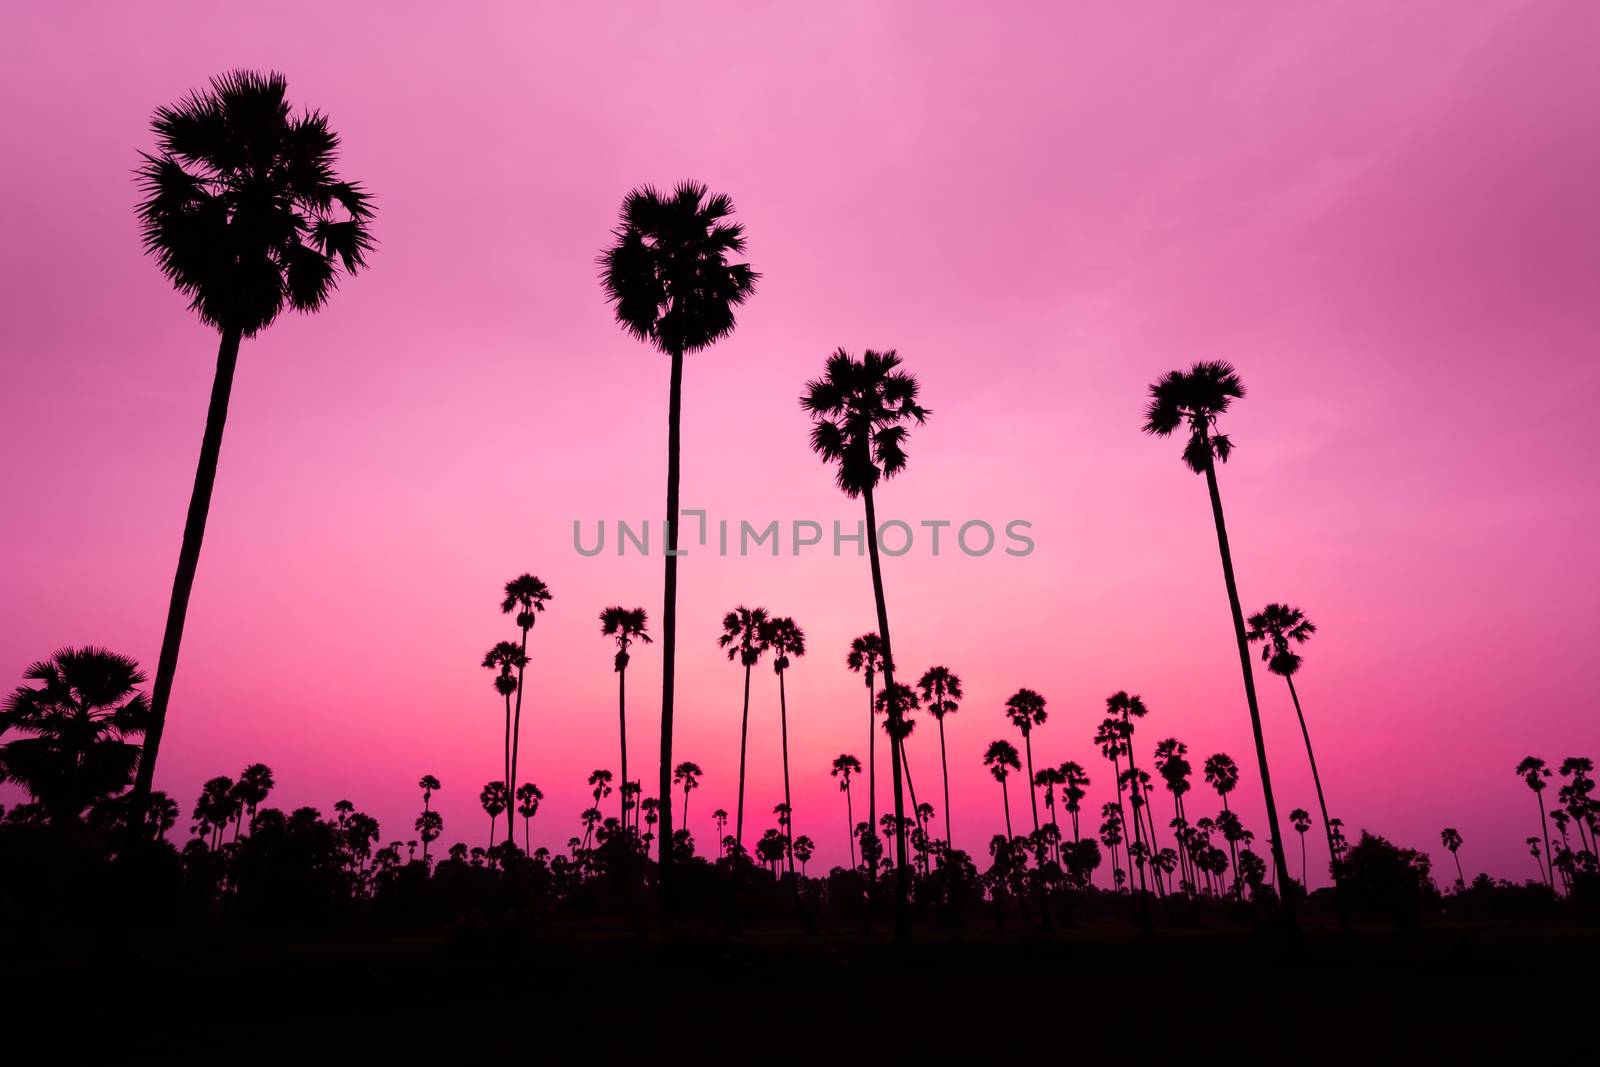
8,917,1594,1060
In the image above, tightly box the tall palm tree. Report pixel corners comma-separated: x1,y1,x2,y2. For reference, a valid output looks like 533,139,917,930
846,633,885,840
1002,689,1048,833
832,754,862,867
1095,716,1144,899
803,348,928,944
718,606,771,854
501,575,552,846
673,760,702,839
130,71,375,822
1107,692,1156,889
480,781,508,847
1516,757,1554,889
516,783,543,853
1059,761,1091,842
601,181,757,909
1,647,150,826
600,606,651,827
1144,361,1295,926
1289,808,1312,886
764,616,806,873
417,775,441,864
233,762,275,836
482,641,526,795
1204,752,1242,888
916,666,962,851
1153,739,1193,889
1439,826,1465,889
984,740,1022,839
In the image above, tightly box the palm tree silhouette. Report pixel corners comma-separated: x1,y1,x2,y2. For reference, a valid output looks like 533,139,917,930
1439,826,1465,889
600,606,651,827
1059,761,1091,843
712,808,729,859
1557,757,1596,858
194,775,238,849
764,616,806,874
1034,766,1066,864
148,792,180,841
831,754,862,866
1516,757,1554,889
1107,692,1156,894
482,641,527,802
718,606,771,854
417,774,441,863
803,348,928,944
878,683,923,863
846,633,885,842
1289,808,1312,886
984,740,1022,839
1,647,150,825
1144,362,1295,927
516,783,543,853
1096,716,1145,899
1003,689,1048,833
1203,753,1242,889
415,810,442,862
129,72,374,822
1153,739,1193,889
232,762,275,839
916,666,962,851
480,781,508,847
673,761,702,840
501,575,552,846
601,181,757,910
793,835,815,877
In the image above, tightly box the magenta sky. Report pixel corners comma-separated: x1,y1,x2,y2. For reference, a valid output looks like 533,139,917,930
3,2,1597,884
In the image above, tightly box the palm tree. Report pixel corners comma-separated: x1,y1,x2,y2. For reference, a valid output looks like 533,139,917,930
415,810,442,863
1060,761,1091,842
233,762,275,837
501,575,552,846
193,775,237,849
1,647,150,825
480,781,508,846
1439,827,1465,889
1034,767,1066,863
984,740,1022,839
417,774,441,863
148,792,180,841
1144,361,1295,925
832,754,862,866
793,835,815,877
1095,716,1144,898
600,606,651,827
601,181,757,909
1153,739,1193,889
764,616,806,874
712,808,729,859
846,633,885,840
879,683,923,859
718,606,771,854
1003,689,1048,833
1106,692,1155,889
803,348,928,944
516,783,543,853
1558,757,1596,858
129,71,375,821
1289,808,1312,886
916,666,962,851
1204,753,1242,888
482,641,527,799
1516,757,1554,889
673,761,702,838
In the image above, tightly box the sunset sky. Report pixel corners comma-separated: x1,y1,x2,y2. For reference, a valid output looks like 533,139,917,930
2,2,1597,884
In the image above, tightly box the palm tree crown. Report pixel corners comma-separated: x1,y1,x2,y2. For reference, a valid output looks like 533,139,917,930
719,607,772,666
984,740,1022,781
764,616,806,671
917,666,963,718
847,633,885,682
1004,689,1047,735
503,575,554,631
600,606,651,671
1245,603,1317,677
800,349,929,496
1141,360,1244,473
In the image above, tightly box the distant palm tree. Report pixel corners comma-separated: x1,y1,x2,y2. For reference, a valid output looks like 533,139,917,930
878,683,923,858
1,647,150,825
1003,689,1048,833
480,781,509,847
417,774,441,864
1289,808,1312,886
1153,739,1193,888
1557,757,1596,858
846,633,885,839
1107,692,1154,890
1059,761,1091,843
232,762,275,838
601,181,757,909
764,616,806,873
482,641,527,800
831,754,863,866
193,775,237,849
415,810,442,862
1144,362,1295,925
673,761,702,839
719,606,771,854
793,835,815,877
130,71,375,821
712,808,729,859
1096,716,1144,898
1204,753,1242,888
148,792,180,841
1034,766,1066,863
803,348,928,945
984,740,1022,838
600,606,651,827
516,783,543,853
916,666,963,850
501,575,552,846
1516,757,1554,889
1439,827,1465,889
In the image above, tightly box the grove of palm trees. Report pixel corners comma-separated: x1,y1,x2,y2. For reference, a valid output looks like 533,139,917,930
4,9,1599,1057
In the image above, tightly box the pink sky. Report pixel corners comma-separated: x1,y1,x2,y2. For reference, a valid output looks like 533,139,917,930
2,2,1597,884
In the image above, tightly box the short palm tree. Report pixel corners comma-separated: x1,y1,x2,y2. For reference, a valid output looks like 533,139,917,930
763,616,806,874
1204,752,1242,885
984,740,1022,839
1106,692,1155,879
846,633,885,836
130,71,374,821
480,781,509,846
501,575,552,846
832,753,863,866
1059,761,1091,842
1144,361,1295,924
1516,757,1554,889
233,762,275,835
718,605,771,853
482,641,527,794
673,760,702,839
516,783,543,853
417,774,441,863
1439,826,1465,889
1003,689,1048,832
793,835,815,877
1,647,150,825
1289,808,1312,885
803,348,928,945
916,666,963,851
601,181,757,908
600,606,651,827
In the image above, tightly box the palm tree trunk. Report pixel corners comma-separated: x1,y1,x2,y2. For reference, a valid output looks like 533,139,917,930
525,816,530,853
1536,791,1554,890
1001,778,1013,839
617,663,628,828
938,713,953,852
509,624,530,847
502,692,513,825
1284,675,1344,923
681,786,690,843
735,662,752,854
657,347,683,914
845,782,856,867
1452,849,1464,888
1024,734,1039,832
779,667,794,875
128,327,243,826
1300,834,1307,886
489,814,497,848
1202,451,1297,933
862,485,910,945
866,676,876,868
